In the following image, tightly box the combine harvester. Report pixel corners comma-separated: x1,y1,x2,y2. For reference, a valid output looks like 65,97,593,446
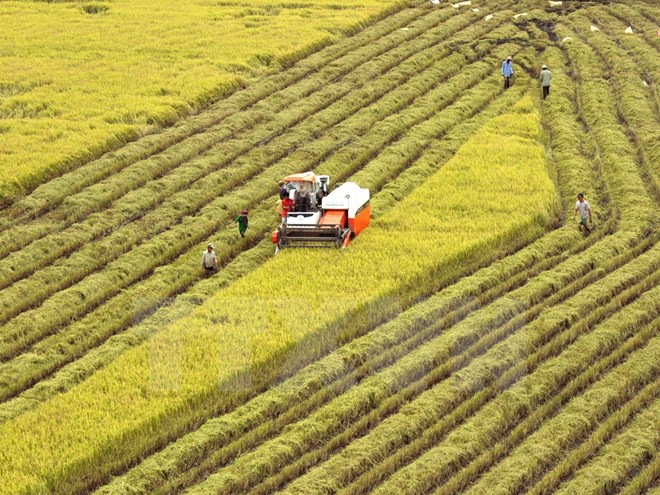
272,171,370,251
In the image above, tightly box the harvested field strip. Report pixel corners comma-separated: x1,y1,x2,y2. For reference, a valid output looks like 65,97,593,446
557,25,654,230
229,262,660,495
0,39,519,361
0,5,432,224
371,299,660,495
0,7,487,268
618,451,660,495
431,323,660,495
599,8,660,115
0,64,530,423
342,250,659,495
458,335,660,495
537,46,611,221
588,8,660,113
606,4,660,52
248,255,659,495
567,13,660,203
0,97,557,494
531,398,660,495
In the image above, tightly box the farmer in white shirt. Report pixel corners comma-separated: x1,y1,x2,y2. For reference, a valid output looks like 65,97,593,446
201,243,217,275
573,193,592,234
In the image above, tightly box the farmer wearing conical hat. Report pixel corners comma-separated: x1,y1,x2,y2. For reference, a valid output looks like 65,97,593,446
234,210,249,237
540,64,552,100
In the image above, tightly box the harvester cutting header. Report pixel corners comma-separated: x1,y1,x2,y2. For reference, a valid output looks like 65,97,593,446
272,171,370,250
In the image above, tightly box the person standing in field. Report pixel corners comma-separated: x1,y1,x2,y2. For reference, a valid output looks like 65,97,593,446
574,193,592,234
540,64,552,100
235,209,249,237
201,243,217,275
501,56,513,89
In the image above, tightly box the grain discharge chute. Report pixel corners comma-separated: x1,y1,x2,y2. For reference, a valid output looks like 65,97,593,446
272,172,370,250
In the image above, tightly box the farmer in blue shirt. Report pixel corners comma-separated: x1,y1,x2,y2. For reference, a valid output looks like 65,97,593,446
501,56,513,88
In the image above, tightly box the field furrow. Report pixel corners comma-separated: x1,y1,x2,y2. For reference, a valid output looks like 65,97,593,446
531,398,660,495
605,4,660,54
555,28,654,231
372,311,660,495
455,335,660,495
598,8,660,117
618,452,660,495
428,320,659,495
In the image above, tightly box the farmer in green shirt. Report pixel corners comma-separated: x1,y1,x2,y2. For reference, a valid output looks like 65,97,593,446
234,209,249,237
540,64,552,100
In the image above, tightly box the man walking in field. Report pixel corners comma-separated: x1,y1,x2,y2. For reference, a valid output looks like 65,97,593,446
574,193,592,234
540,64,552,100
201,243,217,275
501,56,513,88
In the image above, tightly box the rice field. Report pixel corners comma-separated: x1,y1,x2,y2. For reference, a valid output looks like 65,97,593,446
0,0,658,493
